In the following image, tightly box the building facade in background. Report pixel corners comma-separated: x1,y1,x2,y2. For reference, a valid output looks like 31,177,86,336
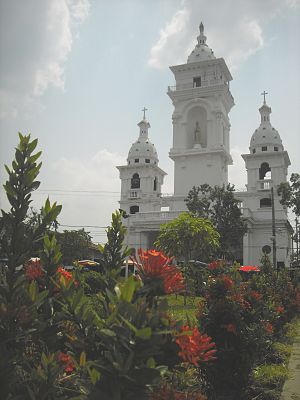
117,23,292,267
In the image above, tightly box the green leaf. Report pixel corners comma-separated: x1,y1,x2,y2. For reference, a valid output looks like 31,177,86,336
146,357,156,368
88,367,101,385
29,280,37,302
100,328,116,337
79,351,86,367
136,327,152,340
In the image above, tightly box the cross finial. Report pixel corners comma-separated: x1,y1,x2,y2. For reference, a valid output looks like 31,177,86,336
142,107,148,120
261,90,268,105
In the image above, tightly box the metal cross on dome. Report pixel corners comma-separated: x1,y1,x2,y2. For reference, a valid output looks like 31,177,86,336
261,90,268,105
142,107,148,120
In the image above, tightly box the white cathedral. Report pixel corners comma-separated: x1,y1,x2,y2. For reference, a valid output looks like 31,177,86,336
117,23,292,267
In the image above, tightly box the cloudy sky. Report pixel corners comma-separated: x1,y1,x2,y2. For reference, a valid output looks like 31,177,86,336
0,0,299,242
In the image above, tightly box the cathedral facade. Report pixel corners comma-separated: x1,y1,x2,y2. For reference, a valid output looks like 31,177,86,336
117,23,292,267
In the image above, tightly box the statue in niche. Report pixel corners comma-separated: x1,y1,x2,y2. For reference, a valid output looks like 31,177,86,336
193,120,202,148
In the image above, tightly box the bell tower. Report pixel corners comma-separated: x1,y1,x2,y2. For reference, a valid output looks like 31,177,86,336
168,23,234,205
237,94,291,266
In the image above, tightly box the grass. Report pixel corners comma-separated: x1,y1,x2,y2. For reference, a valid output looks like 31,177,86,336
165,294,204,324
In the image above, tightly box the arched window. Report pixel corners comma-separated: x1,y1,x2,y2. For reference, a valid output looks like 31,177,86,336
260,198,271,208
130,205,139,214
259,162,271,180
153,177,157,191
131,173,140,189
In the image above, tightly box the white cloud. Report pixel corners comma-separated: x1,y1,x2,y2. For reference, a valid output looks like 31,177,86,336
0,0,90,119
38,149,125,238
148,0,298,71
229,146,248,190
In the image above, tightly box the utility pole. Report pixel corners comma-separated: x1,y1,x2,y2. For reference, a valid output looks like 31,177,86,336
296,218,299,265
271,187,277,273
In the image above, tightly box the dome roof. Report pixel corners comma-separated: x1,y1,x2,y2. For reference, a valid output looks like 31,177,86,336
187,22,216,63
249,102,283,152
127,118,158,164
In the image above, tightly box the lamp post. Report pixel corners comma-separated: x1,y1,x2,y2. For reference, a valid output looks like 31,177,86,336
119,209,130,278
271,187,277,274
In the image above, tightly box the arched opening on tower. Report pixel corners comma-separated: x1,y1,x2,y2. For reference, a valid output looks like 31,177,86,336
186,106,207,149
259,162,271,180
130,205,139,214
131,173,140,189
153,177,157,191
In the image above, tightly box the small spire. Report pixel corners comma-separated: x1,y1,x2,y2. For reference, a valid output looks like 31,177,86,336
199,22,204,34
261,90,268,105
142,107,148,121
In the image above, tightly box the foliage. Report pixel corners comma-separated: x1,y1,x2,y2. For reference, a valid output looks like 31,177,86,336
56,228,93,265
194,259,300,398
155,212,219,262
185,184,247,259
277,172,300,217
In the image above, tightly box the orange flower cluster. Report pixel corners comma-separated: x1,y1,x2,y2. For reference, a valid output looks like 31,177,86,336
231,293,252,311
250,291,262,301
133,249,185,295
208,259,225,270
56,266,77,288
276,306,285,314
25,258,44,280
221,276,234,290
58,352,75,373
176,325,216,367
263,321,274,334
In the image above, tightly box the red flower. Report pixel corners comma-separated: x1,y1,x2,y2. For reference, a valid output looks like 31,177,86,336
276,306,285,314
231,293,252,311
222,276,234,289
224,323,237,334
58,352,75,373
25,258,44,280
263,321,274,334
208,259,225,270
132,249,185,294
250,291,262,301
175,325,216,366
56,266,76,287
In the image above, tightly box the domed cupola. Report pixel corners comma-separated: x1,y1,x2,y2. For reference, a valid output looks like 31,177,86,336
187,22,216,63
249,93,283,154
127,109,159,165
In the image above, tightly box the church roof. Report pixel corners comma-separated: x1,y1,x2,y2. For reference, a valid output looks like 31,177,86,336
127,114,159,165
250,96,283,152
187,22,216,63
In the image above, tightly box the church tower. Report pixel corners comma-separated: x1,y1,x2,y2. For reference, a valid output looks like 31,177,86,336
237,94,292,266
168,23,234,207
117,110,167,218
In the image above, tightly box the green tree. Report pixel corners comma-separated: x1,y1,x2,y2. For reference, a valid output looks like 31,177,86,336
155,212,219,262
277,173,300,217
56,228,93,264
185,184,247,260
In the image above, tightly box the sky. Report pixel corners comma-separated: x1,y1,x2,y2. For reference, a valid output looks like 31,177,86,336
0,0,299,243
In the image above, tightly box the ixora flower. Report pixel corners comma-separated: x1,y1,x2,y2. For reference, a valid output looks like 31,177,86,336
250,290,263,301
132,249,185,294
221,275,234,289
57,352,75,373
25,258,44,280
276,305,285,314
208,259,225,270
263,321,274,334
175,325,216,367
56,266,73,286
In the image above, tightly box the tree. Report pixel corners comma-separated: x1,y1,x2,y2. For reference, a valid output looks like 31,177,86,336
154,212,219,262
185,184,247,260
277,173,300,217
56,228,93,264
